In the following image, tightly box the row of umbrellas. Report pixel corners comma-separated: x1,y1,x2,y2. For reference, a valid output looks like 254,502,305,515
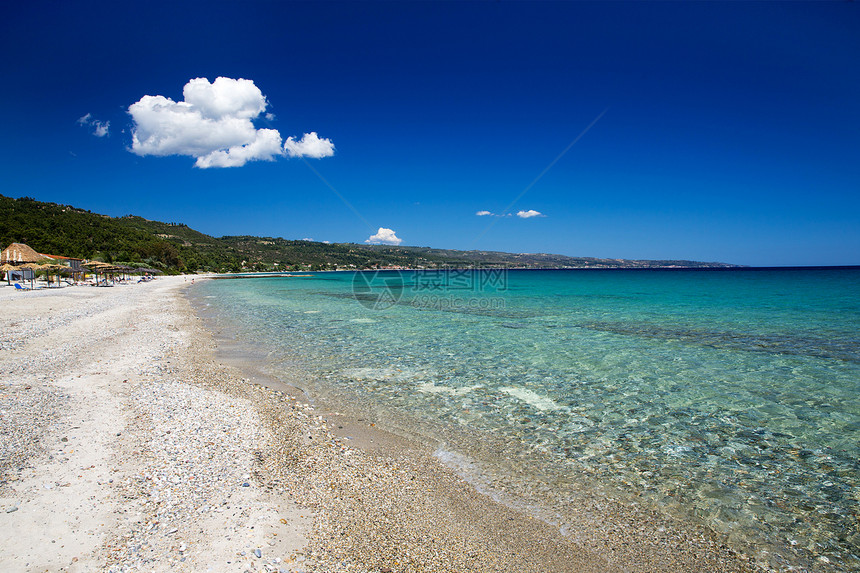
0,263,68,286
1,261,163,288
0,262,69,288
80,262,164,287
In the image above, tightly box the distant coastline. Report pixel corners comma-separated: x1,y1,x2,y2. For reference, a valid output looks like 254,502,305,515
1,194,740,274
210,265,860,279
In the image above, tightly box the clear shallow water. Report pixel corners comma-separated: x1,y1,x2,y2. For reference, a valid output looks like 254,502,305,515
196,268,860,570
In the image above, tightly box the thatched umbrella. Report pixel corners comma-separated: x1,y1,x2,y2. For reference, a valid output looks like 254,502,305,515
96,262,120,285
133,267,162,280
19,263,46,289
116,265,134,281
83,261,111,285
103,264,121,284
42,264,71,287
82,264,97,284
41,264,57,287
0,263,17,285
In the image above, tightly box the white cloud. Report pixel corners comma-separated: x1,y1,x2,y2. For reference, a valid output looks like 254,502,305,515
284,132,335,159
128,77,334,168
78,113,110,137
517,209,544,218
183,76,267,120
366,227,402,245
476,210,493,216
194,128,283,168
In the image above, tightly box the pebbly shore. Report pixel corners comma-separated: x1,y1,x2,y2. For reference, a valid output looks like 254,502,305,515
0,277,763,572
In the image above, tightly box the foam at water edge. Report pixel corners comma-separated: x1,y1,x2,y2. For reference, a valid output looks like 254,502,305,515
417,382,483,395
500,387,563,411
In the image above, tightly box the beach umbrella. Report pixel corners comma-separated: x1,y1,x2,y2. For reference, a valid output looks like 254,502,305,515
82,264,99,285
58,265,74,286
42,264,71,287
20,263,46,289
41,264,55,287
134,267,162,277
104,264,121,284
132,267,157,281
84,261,113,285
0,263,17,285
116,265,134,281
103,264,121,283
38,263,53,287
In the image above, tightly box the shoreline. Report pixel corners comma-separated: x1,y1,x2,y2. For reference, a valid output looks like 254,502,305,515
190,280,764,572
0,277,761,572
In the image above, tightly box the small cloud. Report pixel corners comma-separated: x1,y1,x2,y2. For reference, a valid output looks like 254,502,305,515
265,113,275,121
284,131,335,159
301,237,314,241
128,77,334,168
366,227,402,245
517,209,544,218
78,113,110,137
476,210,493,216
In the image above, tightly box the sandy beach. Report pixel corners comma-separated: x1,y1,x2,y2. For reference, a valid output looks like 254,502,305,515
0,277,760,572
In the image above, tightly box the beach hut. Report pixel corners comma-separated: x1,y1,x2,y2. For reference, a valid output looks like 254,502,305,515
1,243,43,264
1,243,86,285
1,243,42,284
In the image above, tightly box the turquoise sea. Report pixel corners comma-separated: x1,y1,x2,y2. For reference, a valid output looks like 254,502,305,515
195,268,860,570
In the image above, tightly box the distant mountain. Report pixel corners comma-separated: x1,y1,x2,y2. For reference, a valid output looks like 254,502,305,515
0,195,739,273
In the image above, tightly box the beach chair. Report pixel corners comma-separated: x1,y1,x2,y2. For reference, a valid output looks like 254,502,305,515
14,283,31,291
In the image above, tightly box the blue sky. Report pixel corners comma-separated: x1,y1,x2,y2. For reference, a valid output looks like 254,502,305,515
2,1,858,266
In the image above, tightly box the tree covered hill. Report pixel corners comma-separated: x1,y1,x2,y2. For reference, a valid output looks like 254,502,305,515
0,195,738,273
0,196,187,269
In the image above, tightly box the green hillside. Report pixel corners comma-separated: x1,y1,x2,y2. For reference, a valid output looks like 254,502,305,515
0,196,186,270
0,195,738,273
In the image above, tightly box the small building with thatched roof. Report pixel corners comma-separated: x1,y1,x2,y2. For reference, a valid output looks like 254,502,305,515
1,242,44,264
1,242,82,269
1,243,43,281
1,243,84,283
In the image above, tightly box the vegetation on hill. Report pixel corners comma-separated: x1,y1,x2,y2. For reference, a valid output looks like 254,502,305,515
0,196,186,270
0,195,738,273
